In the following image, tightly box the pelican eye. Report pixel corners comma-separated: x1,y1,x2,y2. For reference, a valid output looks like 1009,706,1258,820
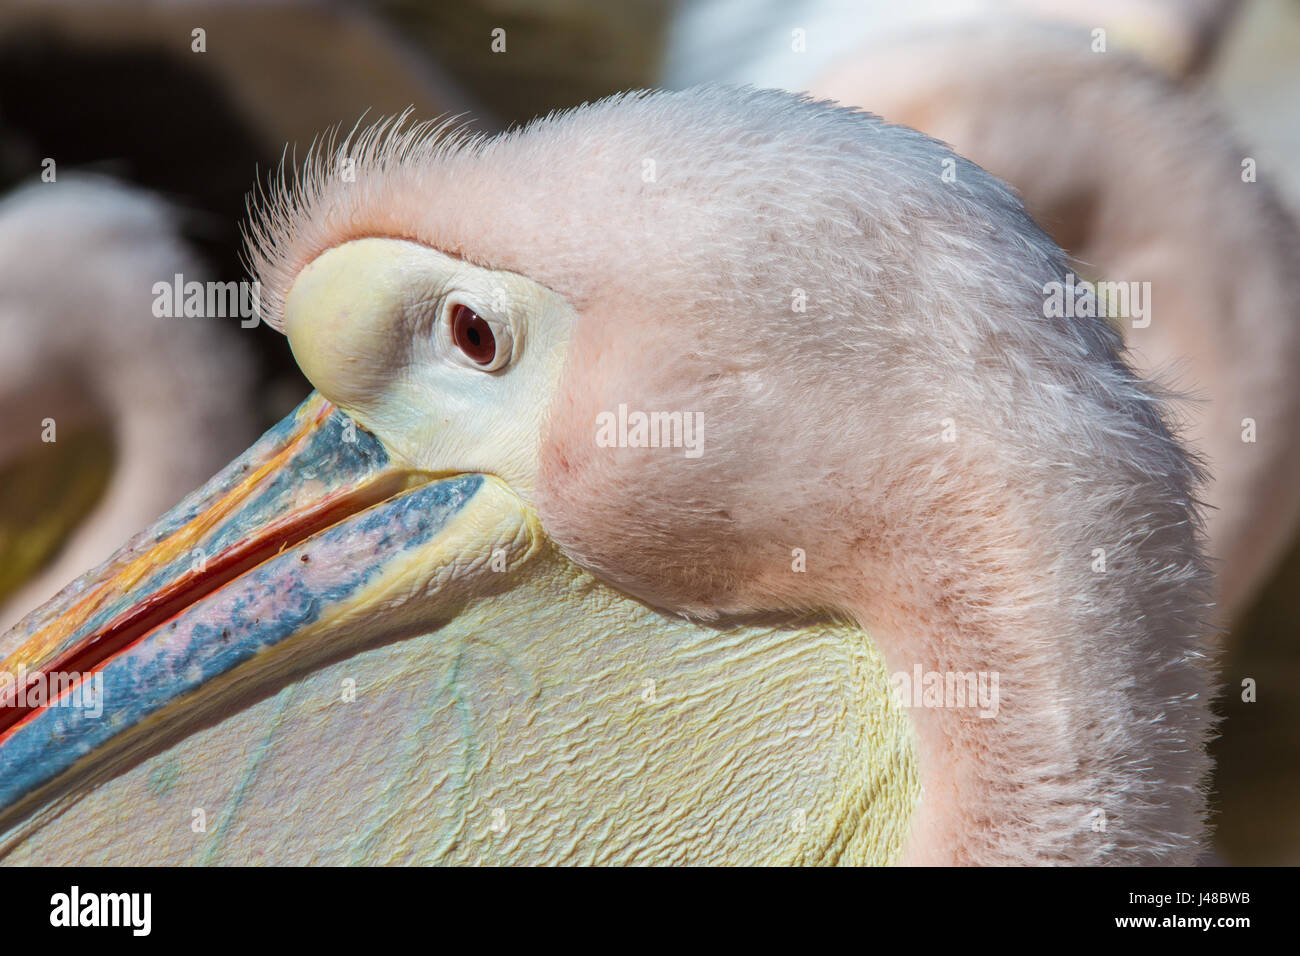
451,303,497,367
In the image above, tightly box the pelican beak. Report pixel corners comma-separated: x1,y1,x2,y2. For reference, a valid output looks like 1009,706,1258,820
0,392,534,822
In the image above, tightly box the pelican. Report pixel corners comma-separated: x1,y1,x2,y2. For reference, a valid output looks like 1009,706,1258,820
0,88,1214,865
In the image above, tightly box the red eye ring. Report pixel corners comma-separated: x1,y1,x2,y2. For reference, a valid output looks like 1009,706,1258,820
450,304,497,366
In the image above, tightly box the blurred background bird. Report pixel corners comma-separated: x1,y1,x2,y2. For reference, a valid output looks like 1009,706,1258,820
0,0,1297,864
0,175,256,634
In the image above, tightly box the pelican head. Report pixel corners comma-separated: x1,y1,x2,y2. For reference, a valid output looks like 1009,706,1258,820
0,87,1213,865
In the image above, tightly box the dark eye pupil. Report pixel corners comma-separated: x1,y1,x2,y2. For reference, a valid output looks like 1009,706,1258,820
452,304,496,365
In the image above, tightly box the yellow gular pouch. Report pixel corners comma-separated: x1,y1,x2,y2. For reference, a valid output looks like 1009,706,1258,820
1,533,918,865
